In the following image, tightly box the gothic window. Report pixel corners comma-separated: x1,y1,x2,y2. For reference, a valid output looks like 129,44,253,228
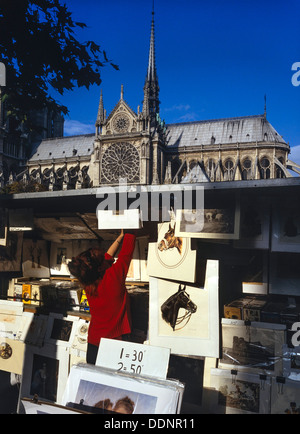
223,158,234,181
275,157,285,179
206,158,216,181
241,158,252,180
259,157,271,179
101,142,140,184
211,136,216,145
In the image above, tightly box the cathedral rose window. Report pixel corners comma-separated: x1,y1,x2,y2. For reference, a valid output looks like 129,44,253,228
101,142,140,184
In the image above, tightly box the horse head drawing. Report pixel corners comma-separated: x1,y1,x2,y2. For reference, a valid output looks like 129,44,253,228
157,223,183,255
161,284,197,331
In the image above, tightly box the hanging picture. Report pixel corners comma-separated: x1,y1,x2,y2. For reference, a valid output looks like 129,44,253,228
50,241,73,276
175,192,240,240
147,222,197,283
271,202,300,252
20,343,69,404
0,232,23,272
149,260,219,357
209,368,271,414
219,318,286,376
234,196,271,249
22,239,50,278
61,364,184,414
269,252,300,296
271,377,300,414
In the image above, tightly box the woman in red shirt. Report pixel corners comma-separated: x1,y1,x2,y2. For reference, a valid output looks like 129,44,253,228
68,231,136,364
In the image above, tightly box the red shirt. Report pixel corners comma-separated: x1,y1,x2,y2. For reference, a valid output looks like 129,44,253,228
85,234,136,346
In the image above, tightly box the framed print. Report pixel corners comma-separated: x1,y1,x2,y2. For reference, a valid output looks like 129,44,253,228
234,195,270,249
271,202,300,252
21,398,87,414
269,252,300,296
22,239,50,278
45,313,79,347
0,300,24,339
209,368,271,414
0,338,25,375
0,232,23,272
283,344,300,381
20,343,69,404
271,377,300,414
50,241,73,276
219,318,286,376
147,222,197,283
175,192,240,240
61,364,184,414
25,314,48,347
71,319,89,353
16,311,34,341
149,259,219,357
241,251,269,295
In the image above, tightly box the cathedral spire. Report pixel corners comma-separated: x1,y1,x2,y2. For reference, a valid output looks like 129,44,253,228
143,4,160,118
95,89,105,127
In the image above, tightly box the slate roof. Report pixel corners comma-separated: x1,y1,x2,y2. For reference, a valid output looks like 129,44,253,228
28,114,287,164
165,114,287,149
29,133,95,162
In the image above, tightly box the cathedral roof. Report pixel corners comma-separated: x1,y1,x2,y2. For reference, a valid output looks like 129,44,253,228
29,133,94,163
165,114,287,149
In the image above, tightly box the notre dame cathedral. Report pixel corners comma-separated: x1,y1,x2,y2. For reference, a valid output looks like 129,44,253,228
4,10,299,191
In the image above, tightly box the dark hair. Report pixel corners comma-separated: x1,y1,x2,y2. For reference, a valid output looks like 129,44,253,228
68,248,114,296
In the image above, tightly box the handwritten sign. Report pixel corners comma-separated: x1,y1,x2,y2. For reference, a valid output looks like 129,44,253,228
96,338,170,380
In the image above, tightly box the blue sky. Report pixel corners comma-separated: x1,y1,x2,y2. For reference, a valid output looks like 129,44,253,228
60,0,300,164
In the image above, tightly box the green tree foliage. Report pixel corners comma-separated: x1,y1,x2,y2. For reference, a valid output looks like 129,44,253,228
0,0,118,125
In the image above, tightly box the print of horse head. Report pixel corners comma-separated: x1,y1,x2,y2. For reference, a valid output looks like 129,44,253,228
157,222,183,255
161,284,197,331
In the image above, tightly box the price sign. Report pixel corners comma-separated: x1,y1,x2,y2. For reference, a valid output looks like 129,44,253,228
96,338,170,380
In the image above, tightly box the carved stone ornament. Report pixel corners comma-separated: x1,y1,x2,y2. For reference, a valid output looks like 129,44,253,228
112,113,130,133
101,142,140,184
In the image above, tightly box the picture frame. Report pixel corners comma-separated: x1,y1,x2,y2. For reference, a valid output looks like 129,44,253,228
234,196,271,249
45,313,79,347
22,239,50,278
271,202,300,252
282,344,300,381
149,259,219,358
49,241,73,276
21,398,88,414
209,368,271,414
24,314,48,347
147,221,197,283
0,300,24,339
0,338,25,375
175,193,240,240
70,318,89,353
219,318,286,376
20,343,69,404
61,363,184,414
0,232,23,272
271,376,300,414
269,252,300,296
